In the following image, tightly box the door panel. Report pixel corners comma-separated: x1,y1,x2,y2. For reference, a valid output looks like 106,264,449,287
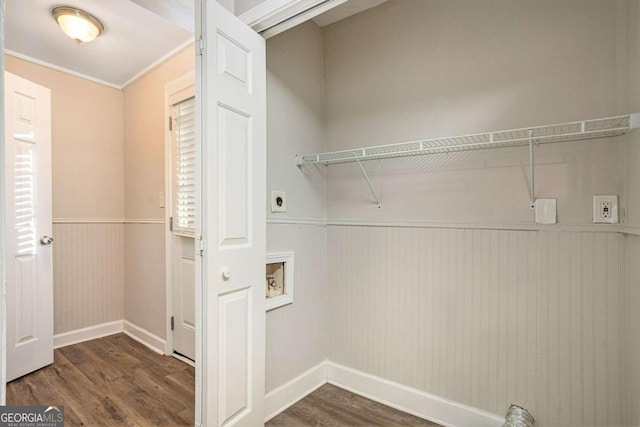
218,288,251,424
180,257,196,328
173,235,196,360
218,105,249,246
217,33,251,89
200,1,266,425
4,71,53,382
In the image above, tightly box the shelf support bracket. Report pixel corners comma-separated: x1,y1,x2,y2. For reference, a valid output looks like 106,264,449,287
528,128,536,210
353,153,382,209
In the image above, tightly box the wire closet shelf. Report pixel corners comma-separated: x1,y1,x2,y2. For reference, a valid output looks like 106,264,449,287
295,114,637,166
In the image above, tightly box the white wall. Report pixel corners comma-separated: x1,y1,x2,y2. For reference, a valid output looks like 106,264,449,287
4,56,125,220
320,1,632,425
267,22,326,221
323,0,624,225
265,20,328,392
624,1,640,425
122,44,194,340
625,0,640,229
266,224,327,392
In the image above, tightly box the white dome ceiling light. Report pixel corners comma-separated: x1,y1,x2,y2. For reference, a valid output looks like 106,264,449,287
52,6,104,43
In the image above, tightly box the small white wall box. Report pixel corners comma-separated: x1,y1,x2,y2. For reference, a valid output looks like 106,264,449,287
593,195,618,223
266,251,294,311
535,198,557,224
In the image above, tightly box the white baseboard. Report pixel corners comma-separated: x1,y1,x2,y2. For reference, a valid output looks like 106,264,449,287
123,321,166,355
53,320,167,356
264,360,329,422
326,362,504,427
54,320,124,349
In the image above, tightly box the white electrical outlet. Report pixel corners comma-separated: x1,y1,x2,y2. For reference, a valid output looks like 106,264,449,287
593,195,618,223
271,191,286,213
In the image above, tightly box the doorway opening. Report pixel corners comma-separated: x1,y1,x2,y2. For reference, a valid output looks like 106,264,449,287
3,0,198,424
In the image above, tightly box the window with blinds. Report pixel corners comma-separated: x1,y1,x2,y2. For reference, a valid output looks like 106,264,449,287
172,97,196,236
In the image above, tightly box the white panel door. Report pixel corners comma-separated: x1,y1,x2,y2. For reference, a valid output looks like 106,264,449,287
4,72,53,382
168,82,197,362
199,1,266,425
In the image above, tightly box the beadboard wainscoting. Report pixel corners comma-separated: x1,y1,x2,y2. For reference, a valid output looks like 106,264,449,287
123,222,167,341
328,226,626,426
53,222,125,335
625,234,640,426
52,219,166,349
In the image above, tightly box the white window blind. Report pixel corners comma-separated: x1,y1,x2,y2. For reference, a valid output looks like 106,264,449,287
172,97,196,236
14,149,36,255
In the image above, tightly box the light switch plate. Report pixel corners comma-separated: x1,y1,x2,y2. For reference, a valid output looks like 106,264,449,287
535,198,557,224
271,191,286,213
593,195,618,223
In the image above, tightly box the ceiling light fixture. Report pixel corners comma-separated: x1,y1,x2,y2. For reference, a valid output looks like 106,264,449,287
52,6,104,43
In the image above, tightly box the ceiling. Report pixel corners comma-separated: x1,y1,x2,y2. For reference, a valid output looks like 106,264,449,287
4,0,194,88
312,0,388,27
3,0,388,89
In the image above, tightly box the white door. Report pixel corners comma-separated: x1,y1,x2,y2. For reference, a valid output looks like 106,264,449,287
167,77,197,361
4,72,53,382
198,1,266,425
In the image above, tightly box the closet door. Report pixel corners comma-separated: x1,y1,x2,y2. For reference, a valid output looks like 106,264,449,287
198,1,266,425
4,71,53,382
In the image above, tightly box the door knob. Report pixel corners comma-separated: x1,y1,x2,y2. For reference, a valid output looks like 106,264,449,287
221,267,231,280
40,236,54,245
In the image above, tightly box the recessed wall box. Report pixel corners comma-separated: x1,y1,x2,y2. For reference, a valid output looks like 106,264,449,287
266,252,294,311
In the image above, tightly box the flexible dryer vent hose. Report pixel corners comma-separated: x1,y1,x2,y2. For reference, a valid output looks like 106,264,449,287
503,404,535,427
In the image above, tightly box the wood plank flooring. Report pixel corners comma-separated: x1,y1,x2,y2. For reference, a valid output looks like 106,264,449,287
266,384,441,426
9,334,440,426
7,333,194,426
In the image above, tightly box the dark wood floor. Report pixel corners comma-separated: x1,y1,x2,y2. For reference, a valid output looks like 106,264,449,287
7,333,195,426
267,384,441,426
9,334,440,426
